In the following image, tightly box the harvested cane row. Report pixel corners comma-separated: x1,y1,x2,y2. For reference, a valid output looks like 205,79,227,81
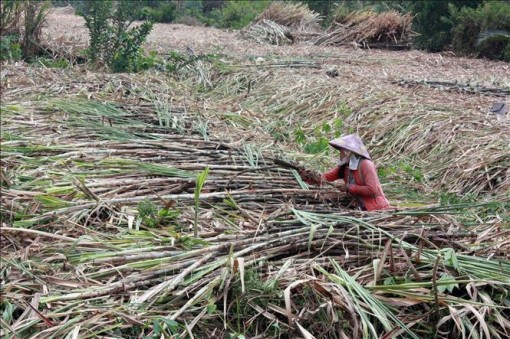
2,205,510,338
1,95,347,233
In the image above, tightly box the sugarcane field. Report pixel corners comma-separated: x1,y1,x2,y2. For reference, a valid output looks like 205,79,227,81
1,1,510,338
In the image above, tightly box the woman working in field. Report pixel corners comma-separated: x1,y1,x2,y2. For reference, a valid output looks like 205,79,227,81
299,134,390,211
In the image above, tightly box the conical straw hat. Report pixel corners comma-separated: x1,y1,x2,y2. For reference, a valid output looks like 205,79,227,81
329,134,371,159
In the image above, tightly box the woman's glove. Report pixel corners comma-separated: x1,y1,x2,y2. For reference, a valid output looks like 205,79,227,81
298,169,313,179
334,182,348,192
298,169,320,184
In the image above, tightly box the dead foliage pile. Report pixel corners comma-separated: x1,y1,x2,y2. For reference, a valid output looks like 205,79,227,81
241,19,295,46
243,6,415,49
252,2,322,32
314,10,415,48
243,2,321,45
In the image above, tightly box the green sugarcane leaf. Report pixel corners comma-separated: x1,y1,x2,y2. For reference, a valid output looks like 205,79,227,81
437,274,459,293
194,166,210,203
161,318,179,329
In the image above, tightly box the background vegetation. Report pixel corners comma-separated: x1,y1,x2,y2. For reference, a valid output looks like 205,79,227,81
48,0,510,61
0,0,51,61
3,0,509,65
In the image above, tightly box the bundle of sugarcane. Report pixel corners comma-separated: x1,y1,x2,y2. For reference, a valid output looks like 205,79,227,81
1,98,351,234
314,10,414,48
242,2,322,45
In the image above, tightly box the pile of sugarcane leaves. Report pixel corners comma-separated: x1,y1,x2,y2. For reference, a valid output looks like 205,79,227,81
1,95,509,338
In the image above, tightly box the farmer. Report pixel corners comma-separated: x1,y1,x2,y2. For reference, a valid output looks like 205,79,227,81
299,133,390,211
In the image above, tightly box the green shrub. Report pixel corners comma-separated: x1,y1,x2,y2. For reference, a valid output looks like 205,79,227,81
206,0,270,29
477,35,510,61
448,4,482,56
477,1,510,30
143,2,176,23
410,0,483,52
0,34,22,60
175,6,208,26
109,22,154,73
447,1,510,60
81,1,154,73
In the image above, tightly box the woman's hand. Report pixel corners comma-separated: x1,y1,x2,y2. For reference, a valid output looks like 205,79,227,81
334,182,347,192
298,169,322,185
298,169,314,180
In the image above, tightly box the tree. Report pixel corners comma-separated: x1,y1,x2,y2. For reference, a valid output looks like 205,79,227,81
81,1,154,72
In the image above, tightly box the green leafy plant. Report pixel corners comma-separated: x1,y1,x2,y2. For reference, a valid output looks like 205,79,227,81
22,0,50,59
81,1,154,72
137,199,180,229
294,118,344,155
142,2,177,23
1,0,24,35
194,166,209,237
148,318,180,338
409,0,483,52
37,57,70,69
137,50,163,71
0,34,22,60
378,161,424,183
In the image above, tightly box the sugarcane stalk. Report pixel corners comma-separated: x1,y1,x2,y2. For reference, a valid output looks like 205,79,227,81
135,252,216,304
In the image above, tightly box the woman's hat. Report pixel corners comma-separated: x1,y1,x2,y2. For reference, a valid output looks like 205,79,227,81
329,134,371,159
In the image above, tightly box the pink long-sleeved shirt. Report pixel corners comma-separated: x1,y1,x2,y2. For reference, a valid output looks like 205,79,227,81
320,160,390,211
